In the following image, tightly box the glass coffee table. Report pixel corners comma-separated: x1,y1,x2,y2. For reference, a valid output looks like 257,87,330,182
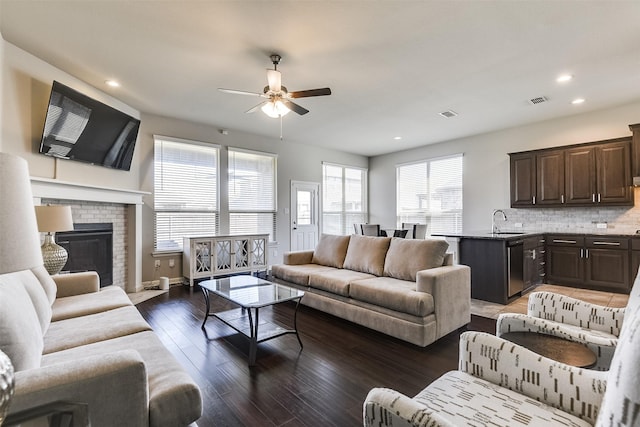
199,275,305,365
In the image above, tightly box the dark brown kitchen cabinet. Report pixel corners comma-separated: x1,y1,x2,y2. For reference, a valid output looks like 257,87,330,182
524,237,545,291
510,137,632,208
547,234,631,293
510,152,536,207
536,150,565,205
631,238,640,283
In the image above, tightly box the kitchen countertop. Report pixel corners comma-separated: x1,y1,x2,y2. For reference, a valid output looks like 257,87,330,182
433,230,640,241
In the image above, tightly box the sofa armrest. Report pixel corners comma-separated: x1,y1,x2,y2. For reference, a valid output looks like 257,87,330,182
11,350,149,427
528,291,625,336
416,265,470,338
459,331,607,425
363,388,455,427
52,271,100,297
283,250,314,265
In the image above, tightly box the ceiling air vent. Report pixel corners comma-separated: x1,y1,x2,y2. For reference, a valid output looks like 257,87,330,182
529,96,548,105
439,110,458,118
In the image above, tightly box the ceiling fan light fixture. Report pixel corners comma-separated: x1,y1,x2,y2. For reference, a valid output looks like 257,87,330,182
261,100,290,118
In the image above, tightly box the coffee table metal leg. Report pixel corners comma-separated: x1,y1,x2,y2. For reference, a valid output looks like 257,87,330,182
248,307,258,366
201,287,210,329
293,298,303,350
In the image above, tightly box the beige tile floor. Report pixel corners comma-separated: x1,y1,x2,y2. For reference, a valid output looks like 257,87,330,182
471,284,630,319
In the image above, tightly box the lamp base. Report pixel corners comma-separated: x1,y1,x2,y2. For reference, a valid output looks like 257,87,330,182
41,233,68,275
0,349,14,424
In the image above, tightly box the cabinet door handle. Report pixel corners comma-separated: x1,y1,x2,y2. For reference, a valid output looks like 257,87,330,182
586,249,589,258
553,239,577,244
592,194,596,203
580,248,584,257
593,241,621,246
561,195,565,204
532,196,536,205
598,193,602,203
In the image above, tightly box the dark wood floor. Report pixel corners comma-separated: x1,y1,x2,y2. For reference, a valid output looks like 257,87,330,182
136,284,496,427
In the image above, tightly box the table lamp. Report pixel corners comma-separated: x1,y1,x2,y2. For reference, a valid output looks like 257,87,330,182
34,205,74,275
0,153,46,424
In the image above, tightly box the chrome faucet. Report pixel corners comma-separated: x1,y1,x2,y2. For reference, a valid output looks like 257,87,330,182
492,209,507,234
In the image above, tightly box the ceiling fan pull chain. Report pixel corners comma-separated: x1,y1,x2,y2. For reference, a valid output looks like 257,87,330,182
280,115,284,140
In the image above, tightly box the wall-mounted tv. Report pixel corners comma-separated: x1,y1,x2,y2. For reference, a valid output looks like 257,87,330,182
39,81,140,171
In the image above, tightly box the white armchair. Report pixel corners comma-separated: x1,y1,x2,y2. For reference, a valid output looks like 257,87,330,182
363,274,640,426
497,289,626,370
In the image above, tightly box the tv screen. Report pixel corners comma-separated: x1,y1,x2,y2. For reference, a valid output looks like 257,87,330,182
39,81,140,171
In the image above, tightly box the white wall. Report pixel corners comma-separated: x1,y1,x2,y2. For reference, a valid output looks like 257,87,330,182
369,101,640,232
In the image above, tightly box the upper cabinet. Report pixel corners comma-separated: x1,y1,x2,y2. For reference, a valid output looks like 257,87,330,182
509,137,633,208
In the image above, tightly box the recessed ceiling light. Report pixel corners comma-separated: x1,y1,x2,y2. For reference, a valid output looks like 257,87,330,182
105,80,120,88
393,136,402,140
571,98,585,105
557,74,573,83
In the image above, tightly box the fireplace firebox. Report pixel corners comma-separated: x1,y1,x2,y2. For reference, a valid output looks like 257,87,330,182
56,223,113,287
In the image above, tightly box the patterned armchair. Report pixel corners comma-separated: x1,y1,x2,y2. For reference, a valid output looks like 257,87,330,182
496,289,627,370
363,276,640,427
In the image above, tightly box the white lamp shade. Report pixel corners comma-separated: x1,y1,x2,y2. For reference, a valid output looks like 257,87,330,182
0,153,44,273
261,100,290,118
34,205,74,233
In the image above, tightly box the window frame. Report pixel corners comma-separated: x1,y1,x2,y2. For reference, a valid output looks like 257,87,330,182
321,161,368,236
153,135,220,252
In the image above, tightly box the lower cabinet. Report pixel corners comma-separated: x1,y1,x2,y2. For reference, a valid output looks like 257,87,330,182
523,237,546,291
547,235,630,292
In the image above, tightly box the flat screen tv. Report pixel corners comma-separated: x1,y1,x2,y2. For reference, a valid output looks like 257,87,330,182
39,81,140,171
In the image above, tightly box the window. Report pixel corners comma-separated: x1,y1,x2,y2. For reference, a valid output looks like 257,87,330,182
322,163,367,235
396,154,463,235
228,148,277,241
153,136,219,251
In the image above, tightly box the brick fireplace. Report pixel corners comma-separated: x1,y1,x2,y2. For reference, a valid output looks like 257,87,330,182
31,177,147,293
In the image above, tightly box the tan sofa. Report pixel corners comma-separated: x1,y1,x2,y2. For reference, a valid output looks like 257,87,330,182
271,234,471,346
0,152,202,427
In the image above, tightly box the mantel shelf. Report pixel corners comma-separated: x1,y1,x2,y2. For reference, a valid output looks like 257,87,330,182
30,176,149,205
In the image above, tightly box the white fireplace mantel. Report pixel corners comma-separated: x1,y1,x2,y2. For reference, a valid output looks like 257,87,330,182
30,177,148,205
30,177,150,293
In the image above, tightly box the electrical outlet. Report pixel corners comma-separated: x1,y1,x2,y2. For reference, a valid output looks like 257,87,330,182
154,260,161,268
596,222,608,229
169,258,175,268
272,249,278,257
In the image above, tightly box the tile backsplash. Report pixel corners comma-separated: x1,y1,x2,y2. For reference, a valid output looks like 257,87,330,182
495,189,640,235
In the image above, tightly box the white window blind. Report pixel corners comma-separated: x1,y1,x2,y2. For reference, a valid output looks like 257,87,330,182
154,136,219,251
322,163,367,235
396,154,463,235
228,148,277,241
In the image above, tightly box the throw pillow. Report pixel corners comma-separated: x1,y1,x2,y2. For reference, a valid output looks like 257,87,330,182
312,234,351,268
384,238,449,281
343,234,391,276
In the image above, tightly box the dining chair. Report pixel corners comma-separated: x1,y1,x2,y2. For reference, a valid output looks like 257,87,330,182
393,229,408,238
361,224,381,236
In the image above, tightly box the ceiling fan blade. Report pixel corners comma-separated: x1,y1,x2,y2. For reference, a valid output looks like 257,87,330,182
282,100,309,115
245,101,268,114
219,88,265,97
289,88,332,98
267,70,282,92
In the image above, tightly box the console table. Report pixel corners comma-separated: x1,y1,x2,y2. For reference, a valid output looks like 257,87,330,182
183,234,268,286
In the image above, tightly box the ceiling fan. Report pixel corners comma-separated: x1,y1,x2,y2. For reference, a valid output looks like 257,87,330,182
219,54,331,118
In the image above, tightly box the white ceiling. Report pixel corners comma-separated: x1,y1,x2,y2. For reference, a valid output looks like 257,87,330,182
2,1,640,157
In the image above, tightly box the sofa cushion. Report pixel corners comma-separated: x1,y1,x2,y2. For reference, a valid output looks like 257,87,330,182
0,272,44,371
349,277,434,317
311,234,351,268
18,270,53,334
41,330,203,427
43,305,152,354
413,370,590,427
31,265,57,305
52,285,133,321
308,269,376,296
272,264,337,287
343,235,391,276
384,238,449,281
